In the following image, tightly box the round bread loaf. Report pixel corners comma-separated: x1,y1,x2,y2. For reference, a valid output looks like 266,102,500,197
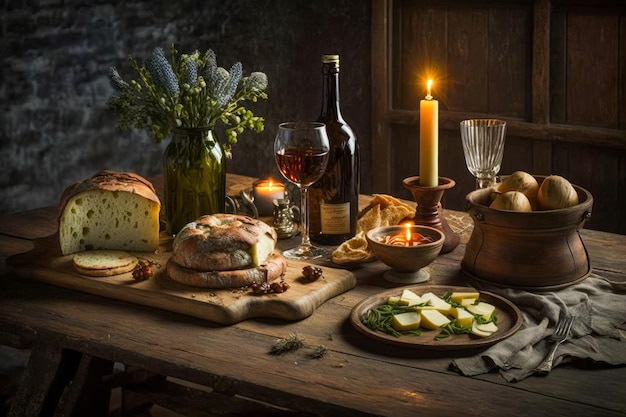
170,214,278,271
166,253,287,288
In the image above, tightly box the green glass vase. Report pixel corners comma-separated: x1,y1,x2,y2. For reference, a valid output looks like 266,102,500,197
163,128,226,235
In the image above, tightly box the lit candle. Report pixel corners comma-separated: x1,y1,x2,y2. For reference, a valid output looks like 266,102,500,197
419,79,439,187
379,223,435,247
252,179,285,216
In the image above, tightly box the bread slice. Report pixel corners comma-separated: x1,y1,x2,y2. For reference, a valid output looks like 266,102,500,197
72,250,138,277
58,171,161,255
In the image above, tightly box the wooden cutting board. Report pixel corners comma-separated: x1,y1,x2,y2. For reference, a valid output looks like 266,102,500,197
6,233,356,325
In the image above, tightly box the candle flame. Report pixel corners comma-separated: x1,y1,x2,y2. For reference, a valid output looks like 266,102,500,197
268,179,273,190
405,223,412,241
426,79,433,99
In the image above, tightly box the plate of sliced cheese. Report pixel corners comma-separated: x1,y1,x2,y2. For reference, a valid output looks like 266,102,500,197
350,285,523,350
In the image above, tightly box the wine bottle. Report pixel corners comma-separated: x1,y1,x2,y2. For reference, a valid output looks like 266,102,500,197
309,54,360,245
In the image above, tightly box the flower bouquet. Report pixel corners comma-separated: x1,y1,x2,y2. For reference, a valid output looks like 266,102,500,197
107,45,269,233
107,45,268,157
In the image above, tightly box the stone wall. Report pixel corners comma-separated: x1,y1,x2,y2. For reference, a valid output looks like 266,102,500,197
1,0,371,213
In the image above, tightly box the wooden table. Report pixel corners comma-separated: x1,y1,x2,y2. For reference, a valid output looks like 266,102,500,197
1,174,625,417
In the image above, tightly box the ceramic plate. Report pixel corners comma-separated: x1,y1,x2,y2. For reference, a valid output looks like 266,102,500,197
350,285,523,350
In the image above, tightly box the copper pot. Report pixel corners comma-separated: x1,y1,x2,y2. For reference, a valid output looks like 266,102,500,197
462,176,593,290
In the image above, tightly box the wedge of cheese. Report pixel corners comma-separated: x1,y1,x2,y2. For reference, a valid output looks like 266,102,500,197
392,312,421,331
450,307,474,327
420,309,451,330
419,292,452,313
398,289,422,306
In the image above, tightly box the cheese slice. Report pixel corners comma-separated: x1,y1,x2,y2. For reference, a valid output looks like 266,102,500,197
399,289,422,306
471,321,494,337
475,321,498,333
450,307,474,327
461,298,478,306
450,291,480,304
419,292,452,313
466,302,496,320
420,309,451,330
392,312,421,331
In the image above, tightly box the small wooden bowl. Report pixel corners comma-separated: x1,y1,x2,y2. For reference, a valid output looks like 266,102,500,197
366,225,444,284
462,176,593,290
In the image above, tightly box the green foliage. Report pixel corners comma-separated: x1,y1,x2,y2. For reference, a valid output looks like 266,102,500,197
107,45,268,157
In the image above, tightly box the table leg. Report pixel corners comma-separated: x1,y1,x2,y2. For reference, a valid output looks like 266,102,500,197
8,343,114,417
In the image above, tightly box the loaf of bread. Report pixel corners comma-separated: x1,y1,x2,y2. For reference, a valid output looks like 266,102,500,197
167,214,286,288
59,170,161,255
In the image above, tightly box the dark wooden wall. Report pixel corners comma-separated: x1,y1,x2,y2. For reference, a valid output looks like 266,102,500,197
371,0,626,234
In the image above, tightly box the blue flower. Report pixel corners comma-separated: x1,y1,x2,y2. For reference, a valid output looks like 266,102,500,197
219,62,242,107
181,55,198,87
146,47,180,98
248,72,268,90
108,67,128,92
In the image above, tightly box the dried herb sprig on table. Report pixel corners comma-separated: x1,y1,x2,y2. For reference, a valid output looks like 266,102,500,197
268,334,327,359
269,333,305,355
107,45,268,157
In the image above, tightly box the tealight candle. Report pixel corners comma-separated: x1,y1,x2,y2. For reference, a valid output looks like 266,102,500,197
420,79,438,187
379,223,435,247
252,179,285,216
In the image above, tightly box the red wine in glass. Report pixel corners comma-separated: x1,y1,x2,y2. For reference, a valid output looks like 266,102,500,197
275,147,329,187
274,122,330,260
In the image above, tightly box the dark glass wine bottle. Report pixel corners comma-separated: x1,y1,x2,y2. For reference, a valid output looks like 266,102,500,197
309,54,360,245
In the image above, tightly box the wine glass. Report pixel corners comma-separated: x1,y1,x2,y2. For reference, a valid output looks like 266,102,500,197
460,119,507,189
274,122,330,260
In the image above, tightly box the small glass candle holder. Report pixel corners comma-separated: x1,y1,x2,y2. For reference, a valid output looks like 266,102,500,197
252,179,285,216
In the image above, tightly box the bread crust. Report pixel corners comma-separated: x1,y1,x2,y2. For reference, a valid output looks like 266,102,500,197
166,253,287,288
59,170,161,222
171,214,277,271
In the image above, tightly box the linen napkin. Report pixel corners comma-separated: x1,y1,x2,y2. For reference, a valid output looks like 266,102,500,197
450,273,626,382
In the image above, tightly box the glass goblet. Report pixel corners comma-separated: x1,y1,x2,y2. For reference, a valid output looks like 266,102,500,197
274,122,330,260
460,119,507,189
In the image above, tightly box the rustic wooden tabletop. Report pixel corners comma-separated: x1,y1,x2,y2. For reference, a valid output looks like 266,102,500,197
0,174,625,417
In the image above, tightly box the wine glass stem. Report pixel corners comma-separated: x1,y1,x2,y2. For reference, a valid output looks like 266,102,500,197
476,176,495,189
299,186,312,249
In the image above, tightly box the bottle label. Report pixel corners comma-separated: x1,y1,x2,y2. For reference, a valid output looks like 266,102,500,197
320,202,350,234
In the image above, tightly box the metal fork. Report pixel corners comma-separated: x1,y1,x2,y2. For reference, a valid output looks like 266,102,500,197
534,313,574,375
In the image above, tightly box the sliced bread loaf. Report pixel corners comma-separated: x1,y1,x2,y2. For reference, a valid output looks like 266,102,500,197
59,170,161,255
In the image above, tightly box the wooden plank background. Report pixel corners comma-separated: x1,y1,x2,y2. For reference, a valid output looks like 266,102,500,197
371,0,626,234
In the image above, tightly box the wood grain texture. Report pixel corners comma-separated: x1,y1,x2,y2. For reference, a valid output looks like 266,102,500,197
371,0,626,234
1,176,625,416
6,233,356,325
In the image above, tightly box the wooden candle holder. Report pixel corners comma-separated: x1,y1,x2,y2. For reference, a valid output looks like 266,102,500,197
402,176,460,254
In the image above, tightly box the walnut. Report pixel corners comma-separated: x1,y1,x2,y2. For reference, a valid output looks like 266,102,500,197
251,282,272,294
252,279,290,295
132,260,153,281
302,265,323,282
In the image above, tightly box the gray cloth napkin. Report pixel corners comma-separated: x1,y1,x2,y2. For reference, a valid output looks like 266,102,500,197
450,273,626,382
